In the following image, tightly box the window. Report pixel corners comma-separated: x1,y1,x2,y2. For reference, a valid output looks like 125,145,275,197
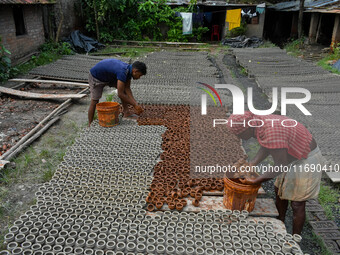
13,6,26,36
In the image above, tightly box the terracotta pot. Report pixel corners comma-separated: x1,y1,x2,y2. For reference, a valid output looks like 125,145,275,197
182,189,189,198
147,204,155,212
146,196,152,203
176,202,184,211
168,202,176,210
155,201,163,210
216,183,224,191
195,192,202,201
192,199,199,207
166,197,172,204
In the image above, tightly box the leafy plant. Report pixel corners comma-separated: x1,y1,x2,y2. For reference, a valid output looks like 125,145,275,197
0,37,17,83
284,37,305,56
81,0,208,42
226,22,247,38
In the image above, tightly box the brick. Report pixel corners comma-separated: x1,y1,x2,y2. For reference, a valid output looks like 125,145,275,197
315,230,340,240
310,221,339,230
306,199,319,205
324,240,340,253
306,203,324,212
307,211,329,221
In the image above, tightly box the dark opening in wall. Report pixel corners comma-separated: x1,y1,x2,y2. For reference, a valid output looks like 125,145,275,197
13,6,26,36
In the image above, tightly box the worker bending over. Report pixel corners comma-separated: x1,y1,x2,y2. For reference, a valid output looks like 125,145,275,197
227,112,324,235
88,59,147,126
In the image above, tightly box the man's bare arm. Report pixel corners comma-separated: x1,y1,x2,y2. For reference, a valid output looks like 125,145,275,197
241,148,290,185
117,80,136,106
249,145,270,166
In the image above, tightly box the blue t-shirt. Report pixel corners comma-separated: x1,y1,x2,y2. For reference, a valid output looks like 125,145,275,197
90,59,132,85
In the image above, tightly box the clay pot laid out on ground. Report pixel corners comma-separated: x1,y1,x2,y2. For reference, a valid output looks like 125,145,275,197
168,202,176,210
155,201,163,210
192,199,200,207
176,202,184,211
147,204,155,212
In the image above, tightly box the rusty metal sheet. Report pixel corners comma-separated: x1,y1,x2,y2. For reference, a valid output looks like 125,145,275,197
161,196,278,217
0,86,86,99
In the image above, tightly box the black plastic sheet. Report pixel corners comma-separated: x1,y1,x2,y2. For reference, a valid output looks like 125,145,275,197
222,35,263,48
65,30,105,53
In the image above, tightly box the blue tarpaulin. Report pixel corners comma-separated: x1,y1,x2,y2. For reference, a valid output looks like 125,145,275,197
332,59,340,71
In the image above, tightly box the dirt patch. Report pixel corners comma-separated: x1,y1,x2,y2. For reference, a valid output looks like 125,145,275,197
0,85,82,157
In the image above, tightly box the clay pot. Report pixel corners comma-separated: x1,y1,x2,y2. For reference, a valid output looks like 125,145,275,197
146,196,152,203
188,179,195,187
195,192,202,201
168,202,176,210
190,189,196,198
147,204,155,212
176,202,184,211
166,197,172,204
216,183,224,191
155,201,163,210
192,199,200,207
181,199,187,207
182,189,189,198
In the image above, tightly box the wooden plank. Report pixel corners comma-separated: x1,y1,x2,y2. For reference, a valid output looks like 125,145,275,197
9,79,89,88
161,197,278,217
203,186,266,196
0,86,86,99
111,40,207,46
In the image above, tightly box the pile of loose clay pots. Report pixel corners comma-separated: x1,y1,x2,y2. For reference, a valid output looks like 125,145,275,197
138,105,246,211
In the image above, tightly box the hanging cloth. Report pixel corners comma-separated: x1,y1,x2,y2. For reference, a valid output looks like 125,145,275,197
180,12,193,35
204,12,213,24
226,9,241,31
256,3,266,14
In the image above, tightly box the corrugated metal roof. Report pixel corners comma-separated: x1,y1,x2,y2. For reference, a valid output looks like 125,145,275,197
0,0,55,4
167,0,257,6
269,0,340,11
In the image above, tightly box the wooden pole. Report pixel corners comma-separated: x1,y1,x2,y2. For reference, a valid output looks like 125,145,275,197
298,0,305,38
0,87,88,161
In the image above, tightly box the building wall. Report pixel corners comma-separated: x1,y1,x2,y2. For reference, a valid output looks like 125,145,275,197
245,11,265,38
0,5,45,61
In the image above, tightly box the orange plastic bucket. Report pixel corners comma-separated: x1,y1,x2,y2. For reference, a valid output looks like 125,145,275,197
223,174,261,212
96,102,120,127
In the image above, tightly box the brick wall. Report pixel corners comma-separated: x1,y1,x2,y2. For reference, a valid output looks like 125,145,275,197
0,5,45,61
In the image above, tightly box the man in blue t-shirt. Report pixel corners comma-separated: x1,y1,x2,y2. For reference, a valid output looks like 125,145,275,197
88,59,147,126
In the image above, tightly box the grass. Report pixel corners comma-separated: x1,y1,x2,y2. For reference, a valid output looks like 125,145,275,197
2,42,73,84
230,69,236,79
318,182,340,220
317,46,340,75
240,67,248,76
311,232,334,255
259,41,276,48
0,119,81,246
284,37,305,57
106,94,114,102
